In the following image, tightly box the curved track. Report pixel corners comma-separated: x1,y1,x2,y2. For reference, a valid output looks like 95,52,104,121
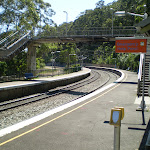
0,67,119,112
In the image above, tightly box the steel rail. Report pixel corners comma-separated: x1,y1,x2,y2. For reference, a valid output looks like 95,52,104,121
0,70,99,111
0,69,119,112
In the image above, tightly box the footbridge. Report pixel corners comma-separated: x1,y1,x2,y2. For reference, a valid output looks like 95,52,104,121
0,26,137,60
0,26,137,71
33,26,136,44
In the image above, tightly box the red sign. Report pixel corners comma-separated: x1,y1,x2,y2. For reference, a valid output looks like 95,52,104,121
115,39,147,53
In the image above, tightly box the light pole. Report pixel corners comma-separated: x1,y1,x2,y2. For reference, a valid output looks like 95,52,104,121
0,14,2,34
69,54,76,73
114,11,148,20
51,51,60,76
112,58,117,68
110,8,114,37
115,8,148,125
63,11,68,36
78,55,87,69
82,55,87,68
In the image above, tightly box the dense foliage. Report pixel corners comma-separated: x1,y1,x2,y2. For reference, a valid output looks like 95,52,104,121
0,0,149,76
0,51,27,76
68,0,148,71
0,0,55,32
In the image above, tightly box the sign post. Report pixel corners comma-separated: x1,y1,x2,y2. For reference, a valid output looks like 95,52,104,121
115,37,149,125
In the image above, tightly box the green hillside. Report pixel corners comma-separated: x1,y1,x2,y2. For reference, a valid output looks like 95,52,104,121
0,0,149,76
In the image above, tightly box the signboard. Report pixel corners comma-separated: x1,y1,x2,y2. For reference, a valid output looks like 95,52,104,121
115,39,147,53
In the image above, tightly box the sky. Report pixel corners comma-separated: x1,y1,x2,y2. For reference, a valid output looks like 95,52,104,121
0,0,115,33
45,0,115,25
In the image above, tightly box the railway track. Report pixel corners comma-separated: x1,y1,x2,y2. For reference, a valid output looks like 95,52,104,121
0,68,119,112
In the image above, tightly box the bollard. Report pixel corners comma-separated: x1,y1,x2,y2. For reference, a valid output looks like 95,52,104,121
114,126,120,150
110,107,124,150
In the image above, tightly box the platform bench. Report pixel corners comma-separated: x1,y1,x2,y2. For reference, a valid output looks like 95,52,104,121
24,73,36,80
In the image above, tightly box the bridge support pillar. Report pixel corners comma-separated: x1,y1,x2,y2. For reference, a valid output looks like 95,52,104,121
27,44,36,75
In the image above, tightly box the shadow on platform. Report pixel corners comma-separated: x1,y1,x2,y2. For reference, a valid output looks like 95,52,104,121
139,119,150,150
115,81,137,85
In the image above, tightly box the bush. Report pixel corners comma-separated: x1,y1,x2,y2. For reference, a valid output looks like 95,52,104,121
0,61,7,76
64,64,81,73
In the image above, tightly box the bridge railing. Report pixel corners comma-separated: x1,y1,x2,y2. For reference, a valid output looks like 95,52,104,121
0,31,19,49
0,26,137,45
0,29,32,50
40,26,137,37
0,66,81,82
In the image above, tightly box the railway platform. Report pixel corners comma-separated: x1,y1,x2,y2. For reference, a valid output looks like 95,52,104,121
0,69,150,149
0,67,91,101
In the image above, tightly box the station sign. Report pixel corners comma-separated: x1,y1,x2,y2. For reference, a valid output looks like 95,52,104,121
115,39,147,53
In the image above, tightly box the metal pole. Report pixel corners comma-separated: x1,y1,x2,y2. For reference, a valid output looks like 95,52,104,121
114,126,120,150
141,53,146,125
0,14,1,33
110,8,113,36
69,54,70,73
112,11,113,36
51,52,54,77
66,13,68,35
82,56,83,68
140,8,147,125
63,11,68,36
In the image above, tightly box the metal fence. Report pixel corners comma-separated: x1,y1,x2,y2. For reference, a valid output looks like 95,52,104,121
0,66,82,82
40,26,137,37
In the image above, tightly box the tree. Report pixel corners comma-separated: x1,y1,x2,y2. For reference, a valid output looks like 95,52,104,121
40,25,57,37
0,61,7,76
0,0,55,32
96,0,104,9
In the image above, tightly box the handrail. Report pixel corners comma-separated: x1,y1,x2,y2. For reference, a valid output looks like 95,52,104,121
0,26,137,59
7,31,31,49
137,53,144,96
6,31,32,58
40,26,137,37
138,53,144,81
69,26,136,30
0,29,32,50
0,31,19,45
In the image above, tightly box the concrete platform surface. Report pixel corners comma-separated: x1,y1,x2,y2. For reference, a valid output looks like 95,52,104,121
0,68,90,89
0,68,91,101
0,69,150,150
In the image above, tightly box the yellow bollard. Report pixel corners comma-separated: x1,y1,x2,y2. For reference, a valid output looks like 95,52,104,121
110,107,124,150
